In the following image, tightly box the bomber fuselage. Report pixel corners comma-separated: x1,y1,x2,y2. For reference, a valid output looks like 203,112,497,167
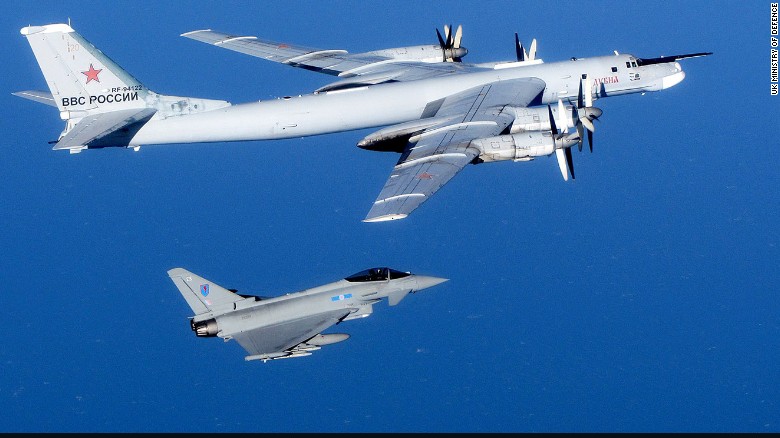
123,54,684,148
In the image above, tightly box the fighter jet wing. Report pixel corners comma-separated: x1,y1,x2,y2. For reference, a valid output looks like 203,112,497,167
181,29,471,87
364,77,546,222
232,308,352,360
52,107,157,152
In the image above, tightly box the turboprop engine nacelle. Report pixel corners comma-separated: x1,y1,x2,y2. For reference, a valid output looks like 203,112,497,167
366,45,467,63
471,132,579,163
507,105,575,134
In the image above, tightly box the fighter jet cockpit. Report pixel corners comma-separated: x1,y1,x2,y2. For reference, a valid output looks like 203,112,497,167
344,267,411,282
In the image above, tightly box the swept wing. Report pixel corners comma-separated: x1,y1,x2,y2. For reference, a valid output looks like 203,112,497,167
233,309,352,361
364,77,546,222
181,29,474,89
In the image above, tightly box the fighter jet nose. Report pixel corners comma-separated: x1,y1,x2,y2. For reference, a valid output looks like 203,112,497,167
414,275,449,290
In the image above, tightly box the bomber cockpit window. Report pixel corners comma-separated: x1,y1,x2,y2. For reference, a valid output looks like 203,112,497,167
611,66,618,72
626,61,631,68
345,267,411,282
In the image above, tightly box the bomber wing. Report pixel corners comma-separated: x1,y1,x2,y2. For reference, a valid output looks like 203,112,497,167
181,29,473,89
363,77,546,222
233,308,352,361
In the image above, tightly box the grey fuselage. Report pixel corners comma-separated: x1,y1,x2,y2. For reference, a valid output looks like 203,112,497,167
194,273,437,339
127,54,684,147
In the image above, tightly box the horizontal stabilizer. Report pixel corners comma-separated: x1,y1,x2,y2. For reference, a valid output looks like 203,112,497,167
53,108,157,152
13,90,56,107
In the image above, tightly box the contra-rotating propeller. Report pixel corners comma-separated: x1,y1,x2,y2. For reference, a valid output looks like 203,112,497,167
574,76,603,153
548,102,575,181
514,33,537,62
436,24,467,62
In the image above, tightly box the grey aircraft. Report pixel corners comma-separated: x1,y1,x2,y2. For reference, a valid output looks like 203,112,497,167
16,23,710,221
167,267,448,362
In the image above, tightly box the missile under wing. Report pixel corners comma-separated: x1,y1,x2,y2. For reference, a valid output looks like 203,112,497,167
167,267,447,362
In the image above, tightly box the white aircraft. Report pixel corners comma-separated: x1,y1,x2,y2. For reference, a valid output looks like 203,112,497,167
16,23,710,222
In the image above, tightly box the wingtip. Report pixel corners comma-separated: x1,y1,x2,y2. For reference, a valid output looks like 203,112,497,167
362,213,408,223
181,29,212,37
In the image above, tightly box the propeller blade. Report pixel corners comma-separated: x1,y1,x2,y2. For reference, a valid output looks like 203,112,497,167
444,24,453,47
585,76,593,108
528,38,537,61
580,116,595,133
557,98,568,130
436,28,446,48
575,77,600,152
587,129,593,153
555,148,569,181
515,33,523,61
576,123,584,152
453,25,463,49
565,146,575,179
547,104,558,136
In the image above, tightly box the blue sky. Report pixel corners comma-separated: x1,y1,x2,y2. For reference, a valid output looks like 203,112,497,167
2,0,777,432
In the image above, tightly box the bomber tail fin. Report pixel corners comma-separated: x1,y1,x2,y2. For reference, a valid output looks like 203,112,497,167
167,268,244,315
18,23,231,153
20,23,152,115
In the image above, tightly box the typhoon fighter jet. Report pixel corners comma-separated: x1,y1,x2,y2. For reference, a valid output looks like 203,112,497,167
167,267,447,362
16,23,710,222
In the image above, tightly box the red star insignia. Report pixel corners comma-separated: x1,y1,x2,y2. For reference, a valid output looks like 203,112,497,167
82,63,102,84
418,172,434,180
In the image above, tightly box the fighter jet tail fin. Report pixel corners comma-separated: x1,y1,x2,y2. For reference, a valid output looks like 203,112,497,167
167,268,244,315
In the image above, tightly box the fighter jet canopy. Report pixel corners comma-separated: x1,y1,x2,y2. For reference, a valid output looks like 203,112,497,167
345,267,411,282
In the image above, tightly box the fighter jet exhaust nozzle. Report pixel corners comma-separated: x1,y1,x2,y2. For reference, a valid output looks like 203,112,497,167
191,319,219,337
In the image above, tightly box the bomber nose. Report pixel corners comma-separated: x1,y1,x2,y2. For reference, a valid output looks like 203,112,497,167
661,70,686,89
414,275,449,291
